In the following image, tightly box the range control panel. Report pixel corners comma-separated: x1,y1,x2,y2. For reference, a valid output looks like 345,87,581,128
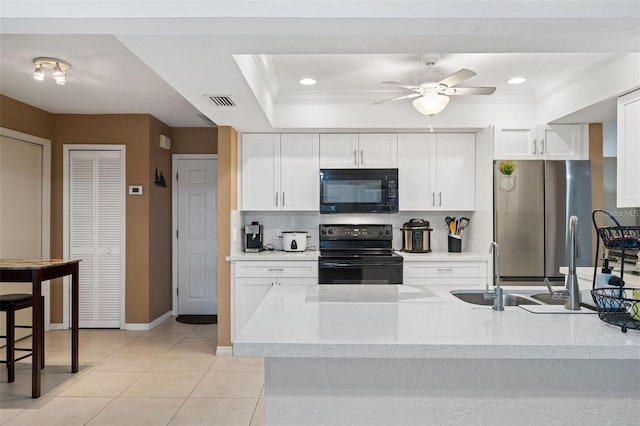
319,224,392,240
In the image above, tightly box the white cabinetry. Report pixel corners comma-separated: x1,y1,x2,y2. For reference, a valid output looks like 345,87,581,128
494,125,585,160
232,260,317,341
241,133,319,211
403,260,487,287
320,134,397,168
398,133,475,211
617,89,640,207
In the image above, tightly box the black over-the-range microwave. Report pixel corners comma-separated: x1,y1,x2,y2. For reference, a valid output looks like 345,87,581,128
319,168,398,213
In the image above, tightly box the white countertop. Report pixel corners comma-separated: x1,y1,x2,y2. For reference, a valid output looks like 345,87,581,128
559,266,640,288
227,250,320,261
396,251,488,262
227,250,487,262
233,284,640,360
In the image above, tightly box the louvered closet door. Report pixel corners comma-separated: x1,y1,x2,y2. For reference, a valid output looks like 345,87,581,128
70,150,123,328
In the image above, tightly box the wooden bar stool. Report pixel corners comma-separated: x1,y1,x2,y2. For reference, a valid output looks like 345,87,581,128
0,294,45,383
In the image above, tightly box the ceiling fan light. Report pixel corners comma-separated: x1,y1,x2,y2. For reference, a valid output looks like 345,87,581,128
413,94,450,116
33,64,44,81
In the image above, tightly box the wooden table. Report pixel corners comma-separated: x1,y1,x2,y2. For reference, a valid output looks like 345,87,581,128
0,259,80,398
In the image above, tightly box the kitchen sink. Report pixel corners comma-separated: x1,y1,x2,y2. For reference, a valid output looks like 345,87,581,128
530,293,566,305
450,290,541,306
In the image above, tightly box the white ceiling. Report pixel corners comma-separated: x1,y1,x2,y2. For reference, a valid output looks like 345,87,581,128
1,1,638,131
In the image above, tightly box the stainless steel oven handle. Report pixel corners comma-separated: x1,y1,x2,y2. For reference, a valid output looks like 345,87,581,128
320,262,399,267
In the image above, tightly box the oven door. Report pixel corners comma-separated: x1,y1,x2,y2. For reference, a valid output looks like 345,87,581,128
319,168,398,213
318,258,403,284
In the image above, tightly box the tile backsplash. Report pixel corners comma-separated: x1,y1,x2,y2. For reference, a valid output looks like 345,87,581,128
241,211,479,253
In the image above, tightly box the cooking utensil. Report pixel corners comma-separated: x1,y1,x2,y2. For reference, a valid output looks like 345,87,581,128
457,217,470,235
446,216,455,234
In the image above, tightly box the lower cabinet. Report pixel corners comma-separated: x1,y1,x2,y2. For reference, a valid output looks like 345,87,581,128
232,261,317,341
403,260,488,287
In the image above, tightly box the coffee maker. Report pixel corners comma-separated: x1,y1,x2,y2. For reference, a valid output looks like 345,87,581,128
243,221,263,252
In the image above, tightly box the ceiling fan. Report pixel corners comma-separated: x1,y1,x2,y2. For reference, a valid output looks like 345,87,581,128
376,55,496,116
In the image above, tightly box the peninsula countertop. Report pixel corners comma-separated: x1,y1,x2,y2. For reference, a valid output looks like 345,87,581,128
233,284,640,360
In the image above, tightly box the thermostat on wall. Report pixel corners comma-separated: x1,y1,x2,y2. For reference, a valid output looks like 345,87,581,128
128,185,143,195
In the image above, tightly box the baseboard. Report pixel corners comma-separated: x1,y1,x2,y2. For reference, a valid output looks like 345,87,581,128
49,323,67,330
125,311,173,331
216,345,233,356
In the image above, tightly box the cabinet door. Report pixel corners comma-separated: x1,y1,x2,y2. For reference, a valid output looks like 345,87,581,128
319,134,359,168
358,134,398,168
241,134,280,210
493,126,538,159
435,134,475,210
398,133,436,210
280,134,320,211
234,277,273,340
617,90,640,207
539,125,584,160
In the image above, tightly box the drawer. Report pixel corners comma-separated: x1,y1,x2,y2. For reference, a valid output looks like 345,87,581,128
404,261,487,279
234,261,318,278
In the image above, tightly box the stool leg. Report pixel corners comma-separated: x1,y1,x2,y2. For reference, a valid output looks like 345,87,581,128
7,305,15,383
40,296,45,369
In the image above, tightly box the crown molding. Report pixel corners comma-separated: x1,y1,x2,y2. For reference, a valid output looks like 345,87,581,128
252,54,282,104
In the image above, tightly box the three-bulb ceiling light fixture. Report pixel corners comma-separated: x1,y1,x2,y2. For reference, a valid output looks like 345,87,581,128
412,87,450,116
33,57,71,85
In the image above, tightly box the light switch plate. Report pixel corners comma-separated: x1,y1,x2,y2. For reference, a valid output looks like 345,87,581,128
128,185,143,195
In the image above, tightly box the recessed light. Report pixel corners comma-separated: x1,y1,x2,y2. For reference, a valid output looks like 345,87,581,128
299,78,317,86
507,76,527,85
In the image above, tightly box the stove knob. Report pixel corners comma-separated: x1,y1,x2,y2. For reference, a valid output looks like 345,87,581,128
321,229,326,235
378,228,384,235
328,229,334,235
385,228,390,235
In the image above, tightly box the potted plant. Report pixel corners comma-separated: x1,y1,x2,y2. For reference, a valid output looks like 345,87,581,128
499,160,517,191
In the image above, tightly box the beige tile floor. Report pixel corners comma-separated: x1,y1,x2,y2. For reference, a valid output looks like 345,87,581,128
0,319,264,426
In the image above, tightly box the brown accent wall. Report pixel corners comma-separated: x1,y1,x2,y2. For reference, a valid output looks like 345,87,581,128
0,95,54,140
52,114,152,323
216,126,237,347
589,123,604,261
148,118,173,321
172,128,218,154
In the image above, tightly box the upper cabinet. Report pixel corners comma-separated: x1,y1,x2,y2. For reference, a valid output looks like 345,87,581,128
320,133,397,168
617,89,640,208
494,124,585,160
398,133,475,211
241,133,319,211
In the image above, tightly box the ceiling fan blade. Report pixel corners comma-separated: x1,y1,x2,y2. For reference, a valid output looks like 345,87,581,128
381,81,422,91
438,69,477,88
373,93,421,105
447,87,496,96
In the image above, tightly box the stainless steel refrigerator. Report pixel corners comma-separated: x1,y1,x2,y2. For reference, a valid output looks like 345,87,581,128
494,160,592,285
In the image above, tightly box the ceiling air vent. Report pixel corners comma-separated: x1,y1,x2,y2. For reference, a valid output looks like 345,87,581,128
207,95,237,107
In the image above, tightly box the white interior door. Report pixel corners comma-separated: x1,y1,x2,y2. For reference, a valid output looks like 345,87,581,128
177,158,217,315
69,149,124,328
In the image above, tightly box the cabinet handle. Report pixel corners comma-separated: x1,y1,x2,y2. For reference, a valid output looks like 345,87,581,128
275,192,279,207
533,138,537,155
282,192,285,207
360,150,364,165
439,192,442,206
432,192,435,206
354,150,358,165
268,268,284,272
437,268,454,272
270,282,275,287
540,138,545,154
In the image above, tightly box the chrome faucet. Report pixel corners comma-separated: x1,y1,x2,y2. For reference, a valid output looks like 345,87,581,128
546,215,582,310
484,242,504,311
